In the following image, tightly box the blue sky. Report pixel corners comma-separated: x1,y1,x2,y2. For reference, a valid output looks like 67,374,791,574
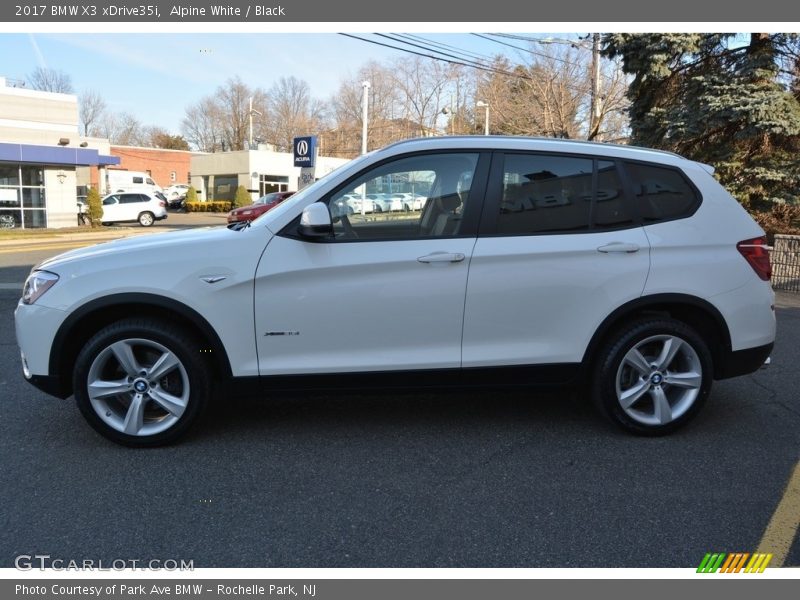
0,33,556,134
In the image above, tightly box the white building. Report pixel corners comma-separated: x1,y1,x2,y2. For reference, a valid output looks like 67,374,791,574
189,148,349,202
0,77,119,228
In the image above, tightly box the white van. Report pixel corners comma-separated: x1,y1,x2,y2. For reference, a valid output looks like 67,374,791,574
106,170,163,195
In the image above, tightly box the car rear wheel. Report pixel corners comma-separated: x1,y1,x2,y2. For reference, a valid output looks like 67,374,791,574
138,212,155,227
592,318,712,435
73,319,211,446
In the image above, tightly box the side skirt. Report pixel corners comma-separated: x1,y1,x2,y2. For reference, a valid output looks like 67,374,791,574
227,364,582,397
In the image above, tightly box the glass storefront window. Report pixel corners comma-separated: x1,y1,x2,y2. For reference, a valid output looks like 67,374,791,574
23,210,47,228
0,166,20,186
213,175,238,201
21,166,44,186
0,209,21,229
0,164,50,228
22,188,46,208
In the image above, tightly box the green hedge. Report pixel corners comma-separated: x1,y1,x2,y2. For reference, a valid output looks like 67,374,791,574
184,201,233,213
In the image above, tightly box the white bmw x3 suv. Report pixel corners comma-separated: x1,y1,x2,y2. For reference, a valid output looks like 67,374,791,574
15,137,775,446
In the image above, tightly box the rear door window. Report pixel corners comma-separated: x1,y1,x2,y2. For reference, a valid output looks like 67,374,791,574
495,153,634,234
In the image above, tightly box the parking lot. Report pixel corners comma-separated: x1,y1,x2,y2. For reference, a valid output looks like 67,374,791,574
0,214,798,568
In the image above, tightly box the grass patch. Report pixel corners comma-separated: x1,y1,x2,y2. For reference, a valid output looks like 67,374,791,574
0,226,130,240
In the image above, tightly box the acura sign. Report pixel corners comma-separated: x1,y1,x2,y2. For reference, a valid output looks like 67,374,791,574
293,136,316,167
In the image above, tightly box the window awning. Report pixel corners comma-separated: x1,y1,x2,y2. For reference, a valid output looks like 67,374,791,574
0,142,120,167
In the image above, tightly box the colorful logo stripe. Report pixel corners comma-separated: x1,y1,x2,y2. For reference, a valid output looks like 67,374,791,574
697,552,773,573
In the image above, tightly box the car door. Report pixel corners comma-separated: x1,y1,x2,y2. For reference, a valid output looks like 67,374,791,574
254,151,488,376
462,152,651,369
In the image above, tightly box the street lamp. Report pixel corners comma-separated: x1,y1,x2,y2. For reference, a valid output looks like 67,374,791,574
248,97,262,150
361,81,371,155
476,101,490,136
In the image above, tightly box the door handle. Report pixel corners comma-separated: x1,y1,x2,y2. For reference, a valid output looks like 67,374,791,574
417,252,466,264
597,243,640,254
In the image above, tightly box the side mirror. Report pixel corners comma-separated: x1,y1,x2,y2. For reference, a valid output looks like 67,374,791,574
298,202,333,238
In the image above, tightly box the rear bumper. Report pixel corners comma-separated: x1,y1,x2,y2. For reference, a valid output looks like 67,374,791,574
715,342,773,380
26,374,70,399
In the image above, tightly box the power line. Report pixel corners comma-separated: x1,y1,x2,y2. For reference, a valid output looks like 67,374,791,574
472,33,585,68
397,33,497,63
375,33,496,73
338,33,526,80
339,33,592,96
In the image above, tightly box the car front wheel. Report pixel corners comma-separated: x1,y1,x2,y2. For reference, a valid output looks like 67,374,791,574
73,319,211,446
138,212,155,227
592,318,713,435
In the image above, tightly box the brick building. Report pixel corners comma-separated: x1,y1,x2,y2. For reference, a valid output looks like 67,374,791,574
108,145,197,191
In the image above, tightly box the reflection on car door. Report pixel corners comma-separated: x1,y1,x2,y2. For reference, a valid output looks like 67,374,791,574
254,151,487,376
462,153,651,368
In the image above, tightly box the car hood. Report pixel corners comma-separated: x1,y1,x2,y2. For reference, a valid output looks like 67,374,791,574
36,226,247,272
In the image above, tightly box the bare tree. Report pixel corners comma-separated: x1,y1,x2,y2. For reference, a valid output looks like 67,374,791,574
180,77,268,152
181,97,224,152
26,67,74,93
392,56,452,136
323,62,401,156
265,76,325,152
591,57,630,142
78,90,106,136
95,111,144,146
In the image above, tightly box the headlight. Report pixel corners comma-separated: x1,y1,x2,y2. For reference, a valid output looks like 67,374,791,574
22,271,59,305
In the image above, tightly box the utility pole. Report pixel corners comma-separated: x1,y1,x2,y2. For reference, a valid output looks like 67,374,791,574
589,32,601,141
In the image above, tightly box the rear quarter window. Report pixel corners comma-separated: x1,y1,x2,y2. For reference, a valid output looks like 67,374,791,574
623,162,700,222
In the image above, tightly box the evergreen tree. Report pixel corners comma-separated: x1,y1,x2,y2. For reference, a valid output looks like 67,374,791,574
234,185,251,208
604,33,800,209
185,186,198,203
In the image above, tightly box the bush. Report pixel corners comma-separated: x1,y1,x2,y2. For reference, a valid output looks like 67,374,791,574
234,185,251,208
185,186,198,204
86,187,103,228
184,201,233,213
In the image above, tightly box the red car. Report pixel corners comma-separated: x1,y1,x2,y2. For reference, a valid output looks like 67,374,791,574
227,191,295,224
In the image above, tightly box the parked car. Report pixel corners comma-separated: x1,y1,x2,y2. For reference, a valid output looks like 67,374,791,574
227,191,294,225
99,191,167,227
164,184,190,201
15,137,775,446
366,193,393,213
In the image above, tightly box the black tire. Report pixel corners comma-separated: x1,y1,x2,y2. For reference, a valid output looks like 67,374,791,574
138,211,155,227
73,318,211,447
591,318,713,436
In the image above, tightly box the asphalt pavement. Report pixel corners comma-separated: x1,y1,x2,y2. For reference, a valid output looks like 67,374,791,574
0,220,798,568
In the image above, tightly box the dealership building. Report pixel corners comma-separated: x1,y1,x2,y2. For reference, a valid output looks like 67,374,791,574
0,77,119,228
0,76,352,228
189,147,349,202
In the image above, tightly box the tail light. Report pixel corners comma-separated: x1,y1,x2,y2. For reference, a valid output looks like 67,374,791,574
159,201,166,207
737,236,771,281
